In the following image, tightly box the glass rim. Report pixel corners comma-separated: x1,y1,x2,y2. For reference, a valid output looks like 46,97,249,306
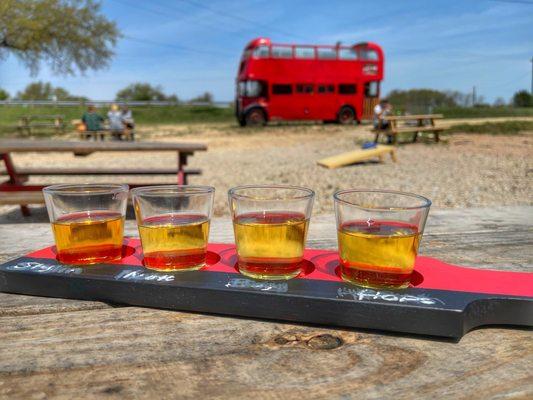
131,185,215,197
333,189,432,211
228,184,315,201
43,183,129,195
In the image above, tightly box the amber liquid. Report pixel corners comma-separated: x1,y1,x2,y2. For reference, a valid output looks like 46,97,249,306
52,211,124,265
338,220,420,288
138,214,209,271
233,211,309,280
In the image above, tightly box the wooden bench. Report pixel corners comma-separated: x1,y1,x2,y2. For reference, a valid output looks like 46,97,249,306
0,190,45,206
317,145,397,168
18,115,66,135
373,114,444,144
0,139,207,216
72,120,135,141
79,130,135,141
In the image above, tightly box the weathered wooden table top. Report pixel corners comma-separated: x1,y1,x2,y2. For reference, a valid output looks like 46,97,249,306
0,206,532,399
0,139,207,153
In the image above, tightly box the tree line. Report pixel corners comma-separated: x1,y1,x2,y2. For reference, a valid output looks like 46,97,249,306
0,82,214,104
1,84,530,108
387,89,532,110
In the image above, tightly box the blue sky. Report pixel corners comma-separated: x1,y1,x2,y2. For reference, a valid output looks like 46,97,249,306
1,0,532,102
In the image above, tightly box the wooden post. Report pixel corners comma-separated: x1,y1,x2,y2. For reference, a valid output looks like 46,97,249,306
0,153,31,216
177,152,190,185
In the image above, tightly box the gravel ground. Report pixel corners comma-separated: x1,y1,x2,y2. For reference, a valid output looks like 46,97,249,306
1,122,532,222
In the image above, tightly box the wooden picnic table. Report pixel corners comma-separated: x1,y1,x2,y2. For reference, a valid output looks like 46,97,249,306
17,115,66,136
374,114,444,144
0,206,531,399
0,139,207,216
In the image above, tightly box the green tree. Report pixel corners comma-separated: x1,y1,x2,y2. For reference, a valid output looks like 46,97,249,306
16,81,54,100
190,91,214,104
0,0,120,75
16,81,86,100
0,88,9,100
387,89,459,113
116,83,173,101
493,97,507,107
512,90,532,107
167,94,179,103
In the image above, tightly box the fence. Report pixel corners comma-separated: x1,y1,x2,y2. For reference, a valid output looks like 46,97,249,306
0,100,232,108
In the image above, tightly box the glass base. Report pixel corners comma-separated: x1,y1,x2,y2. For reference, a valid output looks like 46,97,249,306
144,263,205,272
340,266,412,289
237,260,302,280
57,245,122,265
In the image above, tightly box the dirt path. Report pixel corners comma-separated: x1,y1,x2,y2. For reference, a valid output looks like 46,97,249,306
1,122,531,221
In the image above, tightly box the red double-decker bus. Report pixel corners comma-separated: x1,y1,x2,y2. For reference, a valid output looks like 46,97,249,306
235,37,384,126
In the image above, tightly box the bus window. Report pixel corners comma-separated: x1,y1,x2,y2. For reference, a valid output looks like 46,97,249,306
318,84,335,94
339,84,356,94
365,81,379,97
238,80,265,97
294,47,315,59
361,49,379,60
253,45,269,58
272,46,292,58
272,84,292,95
296,84,314,94
317,48,336,59
338,48,358,60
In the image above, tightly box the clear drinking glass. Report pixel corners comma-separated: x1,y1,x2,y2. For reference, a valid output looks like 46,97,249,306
228,185,315,280
131,185,215,271
334,189,431,288
43,183,129,265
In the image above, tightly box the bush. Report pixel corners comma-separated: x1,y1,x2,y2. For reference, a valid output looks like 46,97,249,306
512,90,532,107
447,121,533,135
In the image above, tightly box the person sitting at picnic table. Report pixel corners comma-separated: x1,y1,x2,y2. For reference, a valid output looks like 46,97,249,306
81,105,104,132
120,105,135,140
373,98,393,144
108,103,124,140
121,105,135,130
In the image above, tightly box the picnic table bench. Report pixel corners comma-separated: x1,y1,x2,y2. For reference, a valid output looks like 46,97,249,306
17,115,66,135
373,114,444,144
0,206,531,399
0,139,207,216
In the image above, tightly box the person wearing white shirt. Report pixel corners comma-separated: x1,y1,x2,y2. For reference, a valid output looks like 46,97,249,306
107,103,123,140
373,99,393,144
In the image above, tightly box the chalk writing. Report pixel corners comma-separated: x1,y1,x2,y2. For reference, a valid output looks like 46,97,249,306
5,261,82,275
337,287,445,305
114,269,175,282
225,278,288,293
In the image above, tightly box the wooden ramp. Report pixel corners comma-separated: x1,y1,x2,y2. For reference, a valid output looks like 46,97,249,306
317,145,397,169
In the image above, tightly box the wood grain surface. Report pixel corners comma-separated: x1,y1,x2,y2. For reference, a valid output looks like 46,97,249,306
0,207,532,399
0,139,207,153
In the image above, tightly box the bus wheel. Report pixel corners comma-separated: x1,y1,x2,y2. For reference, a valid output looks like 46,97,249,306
245,108,267,126
337,106,355,125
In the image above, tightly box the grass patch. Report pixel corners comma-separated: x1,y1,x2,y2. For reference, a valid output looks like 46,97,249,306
447,121,533,135
0,105,235,137
435,106,533,119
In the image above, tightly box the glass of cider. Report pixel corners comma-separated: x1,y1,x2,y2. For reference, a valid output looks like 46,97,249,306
43,184,129,265
131,185,215,271
228,185,315,280
334,189,431,289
